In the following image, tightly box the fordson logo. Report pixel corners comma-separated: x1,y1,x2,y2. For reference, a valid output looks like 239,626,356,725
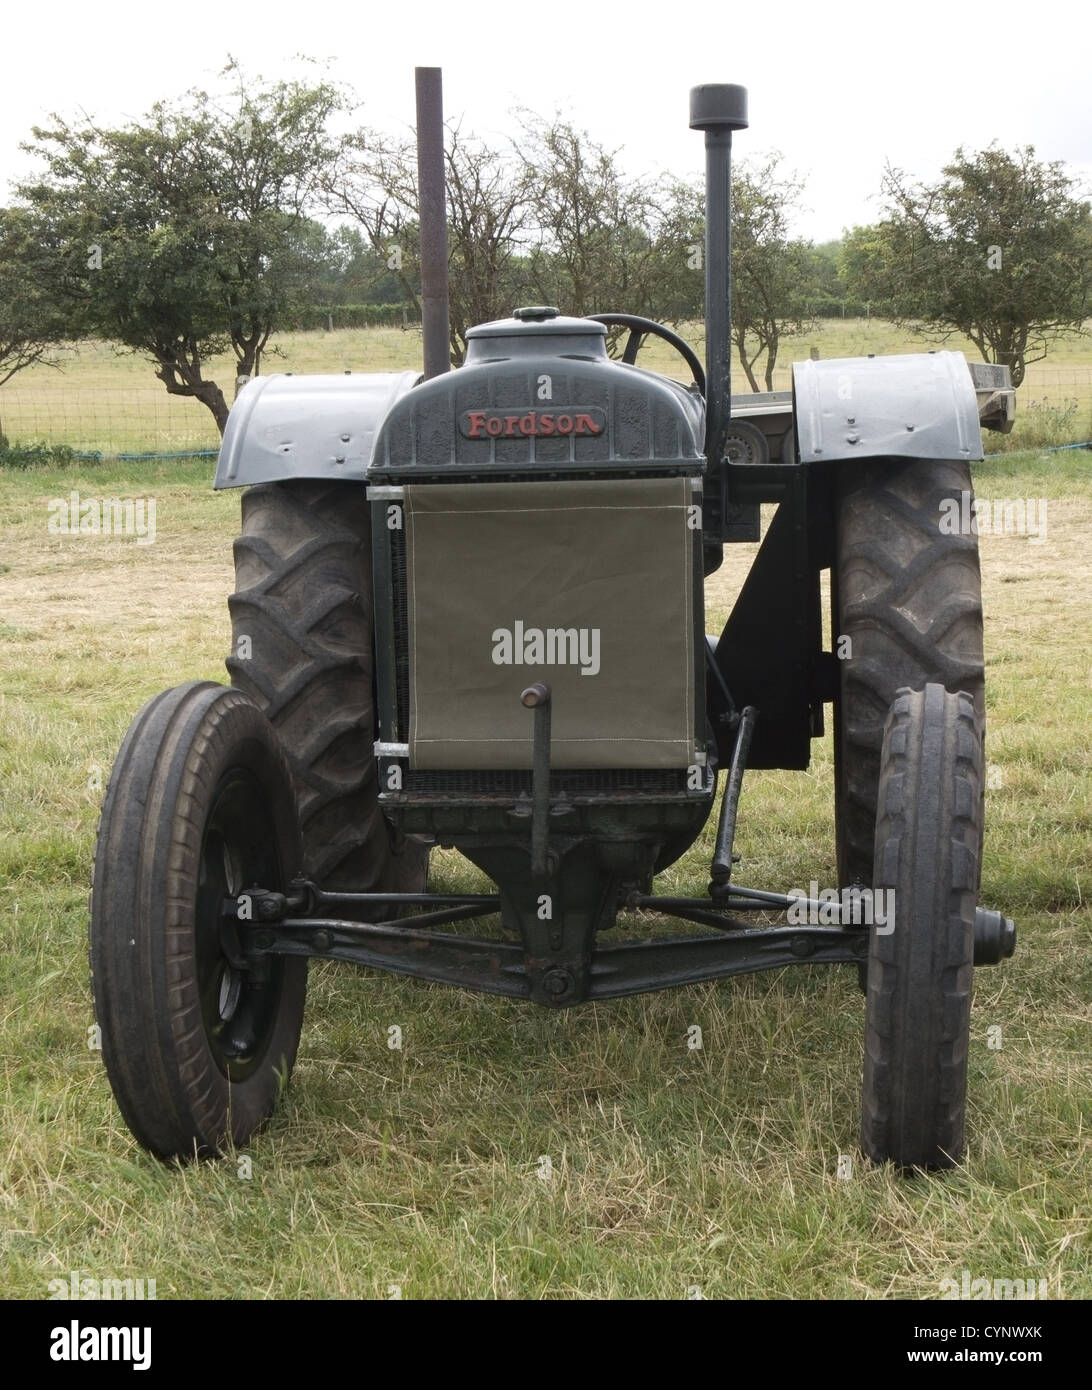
461,408,606,439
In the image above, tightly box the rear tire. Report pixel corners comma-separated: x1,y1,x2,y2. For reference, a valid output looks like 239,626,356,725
860,684,981,1170
227,480,427,901
90,682,307,1159
834,458,985,890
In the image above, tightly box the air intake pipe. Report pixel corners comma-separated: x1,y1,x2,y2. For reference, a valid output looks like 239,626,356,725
688,84,748,468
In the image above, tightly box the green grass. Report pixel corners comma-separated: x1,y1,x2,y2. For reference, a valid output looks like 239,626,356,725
1,318,1089,456
0,442,1089,1300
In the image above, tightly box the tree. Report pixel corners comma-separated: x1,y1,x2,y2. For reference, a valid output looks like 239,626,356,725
729,157,813,391
515,113,664,319
445,129,534,351
800,238,847,314
0,206,72,388
323,129,421,319
326,122,530,362
647,177,706,324
841,146,1092,386
311,225,407,308
650,157,813,389
17,65,344,433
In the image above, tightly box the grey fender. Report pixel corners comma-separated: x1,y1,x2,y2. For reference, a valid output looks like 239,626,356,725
214,370,422,489
792,351,985,464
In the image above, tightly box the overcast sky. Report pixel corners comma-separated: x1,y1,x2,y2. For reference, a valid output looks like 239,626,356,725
3,0,1089,242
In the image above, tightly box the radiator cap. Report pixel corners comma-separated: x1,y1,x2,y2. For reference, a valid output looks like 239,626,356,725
465,309,607,362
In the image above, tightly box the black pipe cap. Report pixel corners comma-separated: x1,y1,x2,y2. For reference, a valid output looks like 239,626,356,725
689,84,748,132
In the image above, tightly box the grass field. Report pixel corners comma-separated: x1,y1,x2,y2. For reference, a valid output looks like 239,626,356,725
0,436,1089,1299
1,318,1090,456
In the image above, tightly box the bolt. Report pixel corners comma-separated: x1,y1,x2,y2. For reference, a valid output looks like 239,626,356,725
543,969,571,998
846,434,859,445
313,930,333,952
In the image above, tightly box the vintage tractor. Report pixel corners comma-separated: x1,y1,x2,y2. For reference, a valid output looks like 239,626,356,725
89,82,1017,1170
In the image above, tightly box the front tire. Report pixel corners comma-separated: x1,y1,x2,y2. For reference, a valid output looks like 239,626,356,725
89,682,307,1159
860,684,982,1170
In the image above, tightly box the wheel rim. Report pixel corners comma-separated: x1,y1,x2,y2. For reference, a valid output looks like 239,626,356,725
195,768,288,1080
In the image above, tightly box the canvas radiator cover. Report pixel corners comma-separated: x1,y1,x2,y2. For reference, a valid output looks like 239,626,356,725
404,478,697,770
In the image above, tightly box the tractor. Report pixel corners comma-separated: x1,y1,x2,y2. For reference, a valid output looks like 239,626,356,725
89,82,1016,1171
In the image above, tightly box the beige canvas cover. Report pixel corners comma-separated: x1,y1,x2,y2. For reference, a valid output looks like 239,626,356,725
404,478,697,769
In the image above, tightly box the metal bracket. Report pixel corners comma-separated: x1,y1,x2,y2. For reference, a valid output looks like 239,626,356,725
710,705,757,887
521,682,553,880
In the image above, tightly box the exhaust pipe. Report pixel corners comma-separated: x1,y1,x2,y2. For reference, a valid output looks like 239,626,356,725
689,84,748,463
415,66,450,380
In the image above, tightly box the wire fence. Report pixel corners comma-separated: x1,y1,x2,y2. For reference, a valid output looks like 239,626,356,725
1,364,1090,460
0,387,221,457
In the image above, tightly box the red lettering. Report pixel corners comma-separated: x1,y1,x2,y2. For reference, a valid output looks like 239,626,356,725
462,406,603,438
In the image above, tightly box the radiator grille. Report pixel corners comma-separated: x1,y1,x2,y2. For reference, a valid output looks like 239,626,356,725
399,767,692,797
